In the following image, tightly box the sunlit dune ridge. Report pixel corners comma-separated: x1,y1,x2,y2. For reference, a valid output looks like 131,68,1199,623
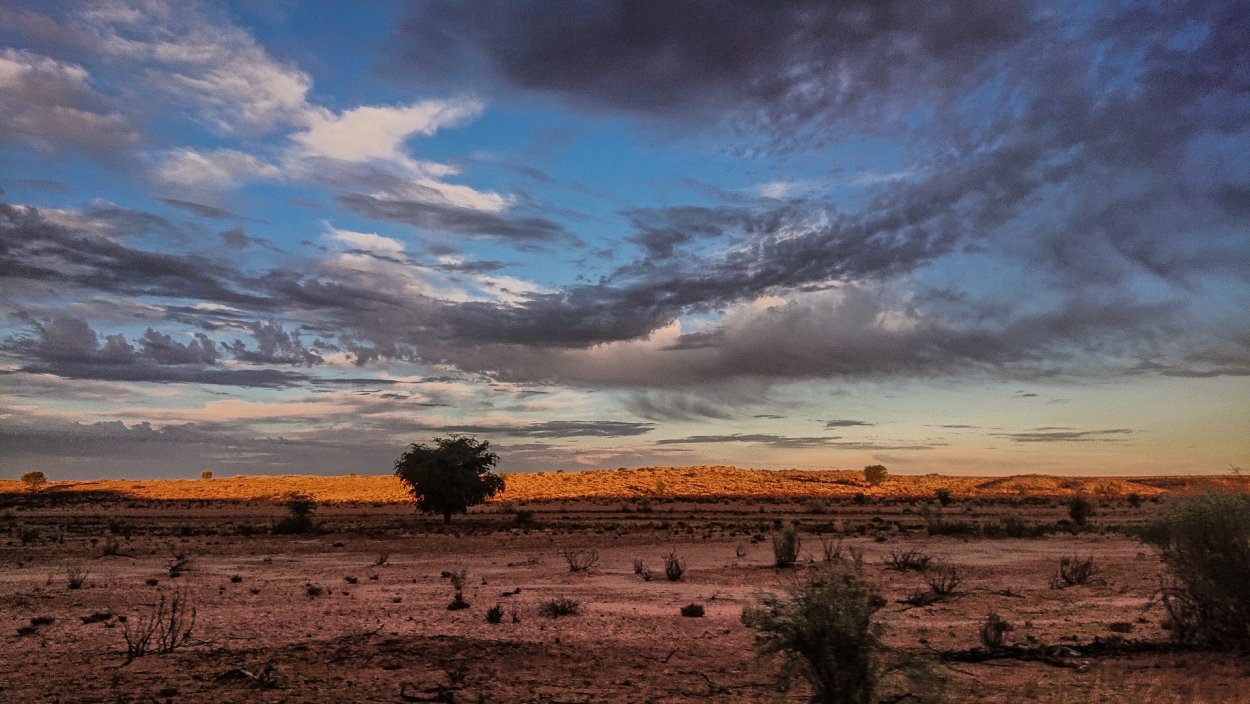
2,466,1245,504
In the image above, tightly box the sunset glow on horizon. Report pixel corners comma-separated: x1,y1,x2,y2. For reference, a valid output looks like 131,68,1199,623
2,1,1247,478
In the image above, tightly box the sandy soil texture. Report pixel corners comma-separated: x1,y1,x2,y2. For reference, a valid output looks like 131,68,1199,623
2,492,1248,702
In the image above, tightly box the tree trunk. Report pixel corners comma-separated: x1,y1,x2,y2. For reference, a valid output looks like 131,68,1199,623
443,509,452,524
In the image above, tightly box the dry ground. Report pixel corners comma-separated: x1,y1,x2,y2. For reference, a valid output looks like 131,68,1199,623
2,484,1248,702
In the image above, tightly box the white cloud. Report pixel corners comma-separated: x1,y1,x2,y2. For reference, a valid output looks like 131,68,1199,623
327,227,405,254
292,99,482,162
81,0,313,133
155,148,281,188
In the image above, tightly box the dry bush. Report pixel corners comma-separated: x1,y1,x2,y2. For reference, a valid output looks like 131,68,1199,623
1148,491,1250,648
486,603,504,624
772,524,801,568
742,568,882,704
561,548,599,572
1050,555,1095,588
66,564,88,589
663,550,685,581
538,597,580,618
680,603,705,618
979,612,1013,650
121,587,197,662
925,562,963,596
632,558,653,581
884,549,931,572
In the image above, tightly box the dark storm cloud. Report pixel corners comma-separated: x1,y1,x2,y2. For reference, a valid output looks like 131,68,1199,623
2,316,308,388
390,0,1031,147
338,193,571,244
222,321,323,366
996,428,1134,443
0,201,269,307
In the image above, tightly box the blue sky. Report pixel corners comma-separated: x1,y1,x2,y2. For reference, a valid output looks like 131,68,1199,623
2,0,1247,478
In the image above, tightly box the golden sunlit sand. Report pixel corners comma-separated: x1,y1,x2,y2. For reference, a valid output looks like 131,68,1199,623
3,466,1245,504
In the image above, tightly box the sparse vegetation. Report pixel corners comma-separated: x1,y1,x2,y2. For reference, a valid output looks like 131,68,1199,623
925,562,963,596
935,488,953,506
486,603,504,624
742,568,882,704
121,587,197,662
66,564,88,589
446,568,470,610
663,550,685,581
560,547,599,572
680,603,705,617
979,612,1013,650
200,470,213,480
1147,490,1250,648
884,549,931,572
538,597,580,618
1050,555,1095,588
772,524,801,568
632,557,653,581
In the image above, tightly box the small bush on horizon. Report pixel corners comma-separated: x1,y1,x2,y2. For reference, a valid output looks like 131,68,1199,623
935,488,953,506
274,492,316,534
863,465,888,486
20,471,47,492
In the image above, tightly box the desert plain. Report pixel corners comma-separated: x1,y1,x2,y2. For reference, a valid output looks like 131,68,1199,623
2,467,1248,703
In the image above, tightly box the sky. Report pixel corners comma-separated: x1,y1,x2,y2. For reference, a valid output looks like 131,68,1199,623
1,0,1248,479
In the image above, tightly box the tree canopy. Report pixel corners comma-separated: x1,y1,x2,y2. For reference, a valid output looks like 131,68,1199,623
393,436,504,523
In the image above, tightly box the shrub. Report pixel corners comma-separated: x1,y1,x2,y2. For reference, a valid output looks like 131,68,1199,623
200,470,213,480
1050,555,1095,588
538,597,580,618
66,564,88,589
742,568,882,704
1000,515,1029,538
934,489,953,506
17,525,40,544
680,603,705,618
884,549,931,572
274,492,316,534
663,550,686,581
1148,491,1250,648
925,563,963,596
862,465,888,486
486,603,504,624
1067,495,1094,526
560,548,599,572
772,525,801,568
1127,493,1143,509
820,536,843,562
632,558,653,581
446,568,470,610
121,587,197,662
374,552,389,566
979,613,1013,650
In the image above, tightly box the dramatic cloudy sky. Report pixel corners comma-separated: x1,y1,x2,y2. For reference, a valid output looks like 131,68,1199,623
2,1,1247,479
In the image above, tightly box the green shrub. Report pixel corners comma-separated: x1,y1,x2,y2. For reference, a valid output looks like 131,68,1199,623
772,525,801,568
742,568,882,704
274,492,316,534
1148,491,1250,648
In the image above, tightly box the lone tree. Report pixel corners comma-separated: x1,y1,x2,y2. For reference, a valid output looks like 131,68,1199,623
20,471,47,492
393,436,505,523
862,465,888,487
